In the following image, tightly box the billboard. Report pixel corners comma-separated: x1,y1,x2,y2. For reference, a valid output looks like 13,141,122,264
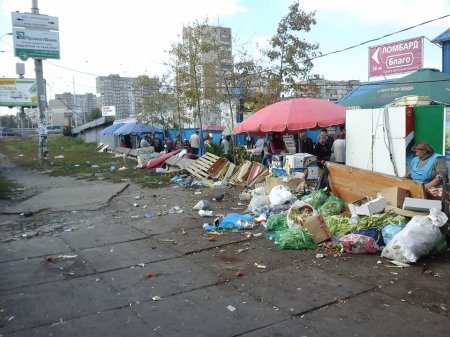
369,37,423,77
0,78,37,107
13,27,60,61
102,106,116,116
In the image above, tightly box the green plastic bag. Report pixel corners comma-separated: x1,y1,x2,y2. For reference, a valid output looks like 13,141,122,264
318,195,345,217
266,213,288,231
273,228,317,250
301,189,329,210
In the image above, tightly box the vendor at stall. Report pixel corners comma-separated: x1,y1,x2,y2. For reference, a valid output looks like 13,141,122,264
407,141,448,191
268,132,288,155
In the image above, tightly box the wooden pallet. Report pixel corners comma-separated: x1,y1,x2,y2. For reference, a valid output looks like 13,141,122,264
185,152,221,182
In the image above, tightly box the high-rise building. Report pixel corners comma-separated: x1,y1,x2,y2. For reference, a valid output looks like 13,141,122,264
181,25,233,125
53,92,98,125
312,79,361,102
96,74,140,120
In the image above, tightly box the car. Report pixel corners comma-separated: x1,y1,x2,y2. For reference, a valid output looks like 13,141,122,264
46,125,64,134
0,127,15,136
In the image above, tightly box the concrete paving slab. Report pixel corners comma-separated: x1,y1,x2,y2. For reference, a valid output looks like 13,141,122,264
60,222,147,250
79,238,182,272
232,264,373,315
102,256,221,303
379,273,450,317
0,255,94,290
5,307,151,337
239,317,318,337
0,236,72,262
0,275,126,334
128,213,199,236
187,237,319,281
4,183,129,213
152,226,250,255
133,284,289,336
302,290,449,337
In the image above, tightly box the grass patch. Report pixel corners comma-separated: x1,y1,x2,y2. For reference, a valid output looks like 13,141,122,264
0,176,22,200
0,135,171,188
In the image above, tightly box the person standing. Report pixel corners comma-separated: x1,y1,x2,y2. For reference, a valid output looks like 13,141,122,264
315,134,331,168
221,135,231,156
190,130,200,155
139,134,151,148
330,130,346,164
296,132,315,154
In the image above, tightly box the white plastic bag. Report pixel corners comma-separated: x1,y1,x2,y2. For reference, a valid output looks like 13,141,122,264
381,208,447,263
269,185,296,207
245,194,270,213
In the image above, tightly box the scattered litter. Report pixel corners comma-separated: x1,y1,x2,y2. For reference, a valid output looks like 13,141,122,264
212,194,225,202
110,165,116,172
54,155,64,159
252,233,263,238
440,304,447,311
145,213,155,219
236,271,244,277
146,273,160,278
193,200,212,211
236,247,249,254
131,215,140,219
134,196,141,200
91,164,100,168
254,263,266,269
118,166,127,171
168,206,183,214
208,236,216,242
199,210,214,217
388,260,410,268
138,263,145,267
57,254,78,259
194,191,202,195
74,164,80,167
316,253,324,259
7,316,15,321
133,203,139,207
152,296,161,301
226,305,236,312
181,228,186,235
377,260,383,264
156,239,178,244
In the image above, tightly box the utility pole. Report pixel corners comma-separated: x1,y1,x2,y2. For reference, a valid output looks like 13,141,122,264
32,0,48,166
16,63,26,138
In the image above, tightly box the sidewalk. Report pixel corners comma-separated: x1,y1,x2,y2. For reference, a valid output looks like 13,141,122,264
0,180,449,336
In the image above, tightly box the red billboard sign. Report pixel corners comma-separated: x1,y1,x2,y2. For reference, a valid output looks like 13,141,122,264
369,37,423,77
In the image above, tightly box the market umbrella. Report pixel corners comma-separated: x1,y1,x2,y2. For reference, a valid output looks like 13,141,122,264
112,122,163,136
338,68,450,109
98,123,126,136
232,98,346,136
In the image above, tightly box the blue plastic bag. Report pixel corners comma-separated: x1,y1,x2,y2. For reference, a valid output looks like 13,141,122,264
219,213,253,230
381,224,405,246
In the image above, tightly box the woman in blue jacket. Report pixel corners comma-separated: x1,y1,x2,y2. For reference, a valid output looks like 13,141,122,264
408,141,448,191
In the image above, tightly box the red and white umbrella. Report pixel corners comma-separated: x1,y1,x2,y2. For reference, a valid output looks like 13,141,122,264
232,98,346,136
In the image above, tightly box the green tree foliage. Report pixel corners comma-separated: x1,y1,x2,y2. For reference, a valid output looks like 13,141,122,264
0,114,19,128
265,0,320,98
85,108,101,122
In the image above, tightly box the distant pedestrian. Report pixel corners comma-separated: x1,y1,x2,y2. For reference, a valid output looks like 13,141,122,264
139,135,151,148
221,135,231,156
331,129,346,164
190,130,200,155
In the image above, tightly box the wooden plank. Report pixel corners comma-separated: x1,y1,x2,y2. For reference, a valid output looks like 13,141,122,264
325,162,426,202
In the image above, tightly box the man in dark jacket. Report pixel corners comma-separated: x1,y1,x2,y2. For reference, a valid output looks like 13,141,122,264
296,132,315,154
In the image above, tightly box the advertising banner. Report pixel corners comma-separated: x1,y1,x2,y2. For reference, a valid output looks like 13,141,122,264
102,106,116,116
13,28,60,61
0,78,37,106
369,37,423,77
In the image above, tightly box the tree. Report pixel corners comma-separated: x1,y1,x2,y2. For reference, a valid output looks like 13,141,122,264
169,20,229,133
265,0,320,99
85,108,101,122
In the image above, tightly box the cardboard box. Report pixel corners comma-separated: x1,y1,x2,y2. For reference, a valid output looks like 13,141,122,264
265,175,304,194
402,197,442,212
348,196,386,216
285,153,317,168
301,214,331,243
379,187,410,208
271,155,285,169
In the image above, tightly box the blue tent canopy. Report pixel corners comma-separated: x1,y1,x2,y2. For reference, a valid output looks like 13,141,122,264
112,122,163,136
98,123,126,135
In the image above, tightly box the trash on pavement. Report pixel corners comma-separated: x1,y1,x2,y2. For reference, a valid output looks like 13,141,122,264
338,234,379,254
272,227,317,250
193,200,212,211
381,208,447,263
199,210,214,217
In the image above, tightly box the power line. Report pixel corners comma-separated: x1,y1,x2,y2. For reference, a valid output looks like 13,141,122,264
313,13,450,60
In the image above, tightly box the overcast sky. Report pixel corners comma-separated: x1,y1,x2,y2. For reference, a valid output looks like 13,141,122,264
1,0,449,115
